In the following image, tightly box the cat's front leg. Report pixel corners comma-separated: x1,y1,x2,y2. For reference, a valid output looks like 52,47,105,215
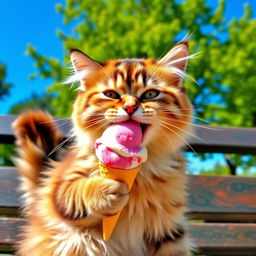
55,174,129,219
85,176,129,216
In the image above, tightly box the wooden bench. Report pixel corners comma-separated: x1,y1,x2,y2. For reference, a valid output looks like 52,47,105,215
0,114,256,255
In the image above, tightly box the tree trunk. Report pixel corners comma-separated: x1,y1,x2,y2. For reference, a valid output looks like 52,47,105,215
225,154,237,175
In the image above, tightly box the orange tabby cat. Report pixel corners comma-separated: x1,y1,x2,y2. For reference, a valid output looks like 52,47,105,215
13,41,193,256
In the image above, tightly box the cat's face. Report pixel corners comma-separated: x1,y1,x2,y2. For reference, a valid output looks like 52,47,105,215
71,43,193,155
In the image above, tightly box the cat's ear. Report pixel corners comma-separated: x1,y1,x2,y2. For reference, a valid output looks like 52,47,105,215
157,42,189,87
68,49,102,91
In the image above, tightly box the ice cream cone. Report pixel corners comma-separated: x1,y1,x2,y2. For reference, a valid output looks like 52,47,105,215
99,162,140,241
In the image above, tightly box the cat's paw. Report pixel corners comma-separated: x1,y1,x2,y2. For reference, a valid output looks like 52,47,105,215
85,176,129,216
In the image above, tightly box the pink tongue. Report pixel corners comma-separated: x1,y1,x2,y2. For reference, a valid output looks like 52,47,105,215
113,121,142,147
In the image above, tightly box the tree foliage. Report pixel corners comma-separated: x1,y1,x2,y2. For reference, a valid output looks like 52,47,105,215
0,63,12,100
0,63,13,166
9,93,55,115
26,0,256,173
0,144,15,166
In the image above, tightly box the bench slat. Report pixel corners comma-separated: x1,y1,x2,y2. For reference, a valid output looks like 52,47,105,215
1,218,256,255
1,115,256,154
190,125,256,154
1,167,256,220
189,223,256,255
0,167,21,212
0,218,24,249
188,175,256,220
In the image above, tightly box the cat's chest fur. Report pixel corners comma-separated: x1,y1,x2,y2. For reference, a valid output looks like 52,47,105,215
110,157,187,244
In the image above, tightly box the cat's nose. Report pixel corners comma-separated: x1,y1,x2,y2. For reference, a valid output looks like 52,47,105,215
123,105,138,115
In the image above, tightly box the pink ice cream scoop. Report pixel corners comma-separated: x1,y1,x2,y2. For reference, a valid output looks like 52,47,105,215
95,121,148,169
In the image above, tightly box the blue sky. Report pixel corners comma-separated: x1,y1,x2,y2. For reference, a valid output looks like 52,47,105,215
0,0,66,113
0,0,255,114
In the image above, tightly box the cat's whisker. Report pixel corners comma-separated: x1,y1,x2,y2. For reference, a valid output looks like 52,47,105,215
173,114,209,123
157,118,210,146
158,116,221,131
161,107,203,111
84,119,106,129
85,119,110,137
158,125,178,161
83,116,109,130
48,135,75,157
159,111,209,124
83,113,105,115
39,117,72,124
156,120,198,157
56,117,72,121
55,120,73,129
84,122,104,129
82,113,106,117
157,118,195,138
55,118,72,122
159,108,218,128
85,116,105,122
39,119,73,132
82,120,105,128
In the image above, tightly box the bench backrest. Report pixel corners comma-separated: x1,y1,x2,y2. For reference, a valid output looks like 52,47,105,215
0,115,256,255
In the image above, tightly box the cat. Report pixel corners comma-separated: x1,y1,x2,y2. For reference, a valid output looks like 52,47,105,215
13,40,193,256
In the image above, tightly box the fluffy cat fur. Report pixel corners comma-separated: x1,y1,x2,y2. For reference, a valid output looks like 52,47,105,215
13,41,193,256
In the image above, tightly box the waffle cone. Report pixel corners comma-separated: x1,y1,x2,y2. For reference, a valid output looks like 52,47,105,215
99,162,140,241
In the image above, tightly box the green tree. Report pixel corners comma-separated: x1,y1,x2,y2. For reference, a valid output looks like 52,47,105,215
0,63,13,166
27,0,256,174
191,161,230,176
188,160,256,177
9,93,55,115
0,63,12,100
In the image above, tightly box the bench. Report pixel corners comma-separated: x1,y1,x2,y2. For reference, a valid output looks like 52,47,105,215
0,114,256,255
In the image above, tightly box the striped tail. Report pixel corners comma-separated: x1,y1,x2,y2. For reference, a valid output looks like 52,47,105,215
12,110,63,205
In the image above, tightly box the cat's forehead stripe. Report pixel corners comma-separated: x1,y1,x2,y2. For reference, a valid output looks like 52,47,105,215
125,64,132,89
113,70,125,80
116,62,147,88
101,60,154,89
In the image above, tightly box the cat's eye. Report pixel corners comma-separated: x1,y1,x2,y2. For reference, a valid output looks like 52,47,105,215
103,90,121,99
140,89,160,100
